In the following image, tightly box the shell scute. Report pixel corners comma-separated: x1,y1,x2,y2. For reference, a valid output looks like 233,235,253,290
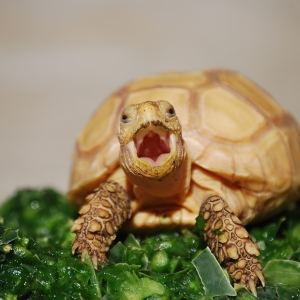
197,85,267,143
255,128,292,192
124,71,209,92
232,147,265,193
218,70,283,119
78,95,121,153
194,142,235,177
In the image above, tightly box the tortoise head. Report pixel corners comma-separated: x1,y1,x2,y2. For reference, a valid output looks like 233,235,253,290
118,100,185,184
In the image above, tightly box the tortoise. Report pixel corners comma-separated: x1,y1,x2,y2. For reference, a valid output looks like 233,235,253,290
68,69,300,296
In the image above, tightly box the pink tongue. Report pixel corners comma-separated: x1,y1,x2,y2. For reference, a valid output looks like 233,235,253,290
136,131,170,162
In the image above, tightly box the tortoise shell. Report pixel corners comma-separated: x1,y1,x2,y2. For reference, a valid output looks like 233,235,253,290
68,69,300,226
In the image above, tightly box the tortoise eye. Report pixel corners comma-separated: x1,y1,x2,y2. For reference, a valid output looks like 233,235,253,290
167,107,176,118
157,100,176,118
121,114,130,124
120,105,136,124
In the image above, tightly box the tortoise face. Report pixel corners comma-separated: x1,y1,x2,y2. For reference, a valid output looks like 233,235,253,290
117,100,185,180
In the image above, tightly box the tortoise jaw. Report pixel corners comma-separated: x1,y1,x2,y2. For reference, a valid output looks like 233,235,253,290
121,125,182,179
133,126,172,167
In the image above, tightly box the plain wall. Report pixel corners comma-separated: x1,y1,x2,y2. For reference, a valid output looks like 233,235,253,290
1,1,300,203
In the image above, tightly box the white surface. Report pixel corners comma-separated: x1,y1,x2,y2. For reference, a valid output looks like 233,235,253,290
1,1,300,203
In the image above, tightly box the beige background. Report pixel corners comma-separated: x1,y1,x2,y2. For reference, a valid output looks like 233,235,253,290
1,1,300,204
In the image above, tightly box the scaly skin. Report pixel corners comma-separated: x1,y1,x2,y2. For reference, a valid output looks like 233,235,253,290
71,181,131,268
200,195,265,297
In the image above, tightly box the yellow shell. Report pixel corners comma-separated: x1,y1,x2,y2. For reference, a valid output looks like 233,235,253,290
68,69,300,226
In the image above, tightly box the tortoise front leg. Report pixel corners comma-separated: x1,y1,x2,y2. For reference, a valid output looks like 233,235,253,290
200,195,265,297
71,181,132,268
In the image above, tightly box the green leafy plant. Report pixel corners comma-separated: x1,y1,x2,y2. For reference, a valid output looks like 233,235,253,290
0,188,300,299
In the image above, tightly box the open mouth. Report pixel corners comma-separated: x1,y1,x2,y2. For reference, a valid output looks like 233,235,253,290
133,126,171,166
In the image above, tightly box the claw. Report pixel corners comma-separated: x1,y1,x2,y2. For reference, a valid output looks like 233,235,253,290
81,249,89,262
254,268,265,287
72,241,79,254
92,254,98,269
248,279,257,297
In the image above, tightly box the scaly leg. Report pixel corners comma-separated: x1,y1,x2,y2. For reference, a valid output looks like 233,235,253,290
200,195,265,297
71,181,131,268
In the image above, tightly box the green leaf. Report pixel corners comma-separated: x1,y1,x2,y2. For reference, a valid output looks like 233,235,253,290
276,284,300,299
135,277,166,299
0,227,19,245
193,215,206,234
233,285,256,299
2,294,17,300
103,263,167,300
124,233,142,249
250,215,294,267
140,269,188,282
168,256,180,273
109,241,127,264
150,250,169,273
264,259,300,286
128,249,148,269
256,286,278,299
287,222,300,249
192,247,236,297
251,216,286,244
82,251,102,299
213,296,229,300
292,246,300,261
